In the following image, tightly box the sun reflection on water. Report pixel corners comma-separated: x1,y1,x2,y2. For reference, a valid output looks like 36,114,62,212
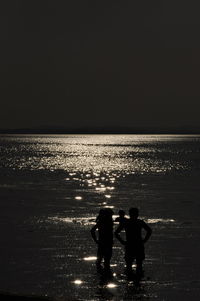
73,280,83,285
107,283,117,288
75,196,82,200
147,218,175,223
0,135,193,174
48,216,175,226
105,195,111,198
83,256,97,261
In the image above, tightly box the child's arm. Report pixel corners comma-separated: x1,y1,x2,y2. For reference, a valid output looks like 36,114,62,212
142,221,152,243
90,223,99,244
115,224,126,245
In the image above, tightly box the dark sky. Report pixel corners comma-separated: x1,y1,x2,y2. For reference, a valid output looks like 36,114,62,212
1,0,200,130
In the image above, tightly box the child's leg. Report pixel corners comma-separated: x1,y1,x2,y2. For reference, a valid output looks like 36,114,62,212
136,244,145,275
104,257,111,270
136,259,143,276
104,247,112,270
125,247,133,273
96,247,103,267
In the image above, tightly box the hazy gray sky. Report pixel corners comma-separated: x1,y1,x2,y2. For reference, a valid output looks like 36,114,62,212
1,1,200,130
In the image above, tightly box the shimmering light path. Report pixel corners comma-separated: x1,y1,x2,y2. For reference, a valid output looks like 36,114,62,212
0,134,196,174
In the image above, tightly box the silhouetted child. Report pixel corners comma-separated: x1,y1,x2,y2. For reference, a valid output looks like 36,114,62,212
91,208,114,271
115,207,152,277
115,209,127,225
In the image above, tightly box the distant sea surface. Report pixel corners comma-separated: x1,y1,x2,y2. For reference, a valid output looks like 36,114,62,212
0,135,200,300
1,134,200,174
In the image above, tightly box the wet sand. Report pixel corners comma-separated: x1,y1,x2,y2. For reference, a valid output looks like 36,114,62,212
1,172,200,301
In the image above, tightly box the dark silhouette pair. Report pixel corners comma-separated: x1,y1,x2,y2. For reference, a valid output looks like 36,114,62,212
91,207,152,276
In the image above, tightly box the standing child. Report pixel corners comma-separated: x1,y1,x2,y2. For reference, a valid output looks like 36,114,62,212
115,209,127,225
115,207,152,276
91,208,114,271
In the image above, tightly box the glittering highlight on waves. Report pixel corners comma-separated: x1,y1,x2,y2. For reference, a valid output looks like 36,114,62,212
0,134,194,175
48,216,175,226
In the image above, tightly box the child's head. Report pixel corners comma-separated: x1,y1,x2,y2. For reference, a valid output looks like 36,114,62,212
129,207,139,219
104,208,114,218
118,210,125,217
98,208,113,222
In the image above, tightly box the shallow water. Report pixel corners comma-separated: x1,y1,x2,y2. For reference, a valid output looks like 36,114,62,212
0,134,200,300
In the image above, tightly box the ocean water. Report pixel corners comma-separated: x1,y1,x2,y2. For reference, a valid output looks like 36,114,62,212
0,134,200,300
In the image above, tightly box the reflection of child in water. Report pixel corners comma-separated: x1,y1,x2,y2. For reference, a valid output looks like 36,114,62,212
115,210,127,225
91,208,114,271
